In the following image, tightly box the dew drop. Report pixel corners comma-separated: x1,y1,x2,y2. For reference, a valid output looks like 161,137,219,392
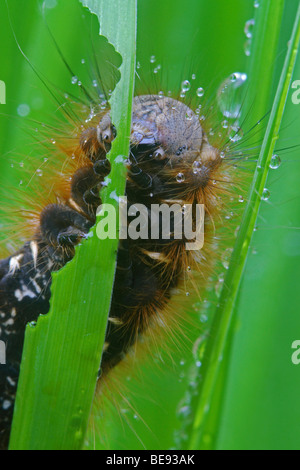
150,55,156,63
181,80,191,92
217,72,247,119
269,154,281,169
44,0,57,8
254,0,260,7
176,172,185,183
71,76,78,85
222,120,228,129
177,404,191,420
229,124,243,142
192,160,201,174
200,313,208,324
261,188,270,201
17,103,30,117
221,247,233,269
244,38,252,57
244,19,255,39
191,73,196,80
215,273,225,297
114,154,127,164
196,87,204,97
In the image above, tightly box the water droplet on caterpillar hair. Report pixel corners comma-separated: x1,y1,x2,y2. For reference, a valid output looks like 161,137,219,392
176,172,185,183
191,73,196,80
229,124,243,142
222,120,229,129
254,0,260,6
196,87,204,97
150,55,156,63
269,154,281,169
181,80,191,92
192,160,201,174
244,19,255,39
71,76,78,85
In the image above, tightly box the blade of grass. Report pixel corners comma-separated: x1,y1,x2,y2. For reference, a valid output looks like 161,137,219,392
187,0,300,450
9,0,136,450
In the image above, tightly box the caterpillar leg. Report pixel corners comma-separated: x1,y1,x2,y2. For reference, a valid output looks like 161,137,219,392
80,114,116,161
39,204,93,248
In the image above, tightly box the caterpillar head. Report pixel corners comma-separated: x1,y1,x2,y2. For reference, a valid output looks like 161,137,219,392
131,95,221,185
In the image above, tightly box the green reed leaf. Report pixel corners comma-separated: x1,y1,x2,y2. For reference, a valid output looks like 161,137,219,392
9,0,136,450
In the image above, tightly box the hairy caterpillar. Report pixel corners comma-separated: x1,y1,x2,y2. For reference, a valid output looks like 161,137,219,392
0,0,260,450
1,0,297,452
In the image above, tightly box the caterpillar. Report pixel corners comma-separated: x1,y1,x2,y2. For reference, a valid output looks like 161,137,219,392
0,0,291,451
